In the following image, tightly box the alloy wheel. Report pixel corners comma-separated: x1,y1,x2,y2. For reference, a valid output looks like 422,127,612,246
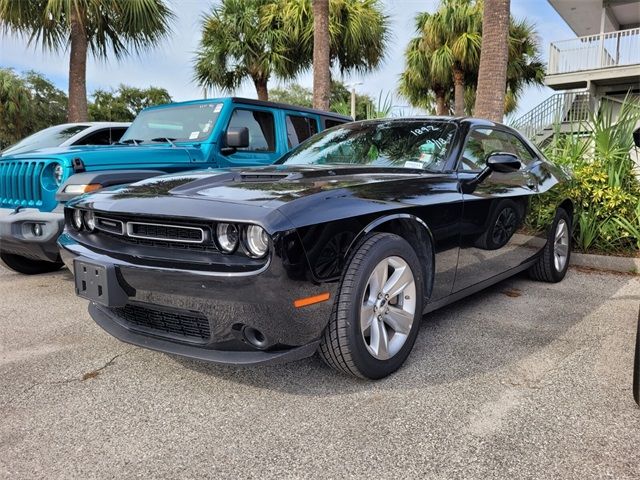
554,219,570,271
360,256,416,360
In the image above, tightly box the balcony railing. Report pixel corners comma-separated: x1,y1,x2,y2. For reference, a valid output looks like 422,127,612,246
548,27,640,75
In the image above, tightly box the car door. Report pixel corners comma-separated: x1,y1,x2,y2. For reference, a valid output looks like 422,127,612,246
222,107,284,166
453,127,541,292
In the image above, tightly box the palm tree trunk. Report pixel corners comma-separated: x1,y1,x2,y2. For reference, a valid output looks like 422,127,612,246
453,68,465,116
474,0,510,122
435,89,446,116
253,78,269,101
68,7,88,122
312,0,331,111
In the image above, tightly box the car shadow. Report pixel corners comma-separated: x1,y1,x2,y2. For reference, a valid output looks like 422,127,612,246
173,270,626,396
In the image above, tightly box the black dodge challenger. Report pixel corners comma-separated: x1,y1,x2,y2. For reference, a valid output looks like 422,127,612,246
59,118,573,379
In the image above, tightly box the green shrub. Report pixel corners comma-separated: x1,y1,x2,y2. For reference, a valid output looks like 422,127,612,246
530,97,640,255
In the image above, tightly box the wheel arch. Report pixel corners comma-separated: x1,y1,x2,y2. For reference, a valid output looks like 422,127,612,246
558,198,574,220
345,214,435,303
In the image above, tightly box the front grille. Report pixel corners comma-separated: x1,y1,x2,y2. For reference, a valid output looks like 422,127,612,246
92,213,217,252
0,161,45,208
128,222,204,243
112,303,210,343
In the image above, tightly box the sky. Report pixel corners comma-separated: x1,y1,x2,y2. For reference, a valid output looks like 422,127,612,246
0,0,577,120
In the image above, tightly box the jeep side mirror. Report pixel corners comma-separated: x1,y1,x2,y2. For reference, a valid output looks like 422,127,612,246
225,127,249,149
486,152,521,173
633,127,640,148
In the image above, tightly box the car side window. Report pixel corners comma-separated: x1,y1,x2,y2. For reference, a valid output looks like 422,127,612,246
324,118,346,129
286,115,318,148
458,128,534,172
228,109,276,152
73,128,115,146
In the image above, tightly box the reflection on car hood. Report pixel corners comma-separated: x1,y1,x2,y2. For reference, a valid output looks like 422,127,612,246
98,165,438,208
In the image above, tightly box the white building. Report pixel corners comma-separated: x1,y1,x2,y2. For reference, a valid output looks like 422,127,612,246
514,0,639,143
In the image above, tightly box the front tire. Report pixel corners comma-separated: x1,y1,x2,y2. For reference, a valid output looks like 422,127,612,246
528,208,572,283
0,252,64,275
319,233,425,379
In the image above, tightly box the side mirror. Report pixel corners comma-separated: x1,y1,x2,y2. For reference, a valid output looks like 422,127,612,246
225,127,249,149
461,152,522,194
633,127,640,148
486,152,521,173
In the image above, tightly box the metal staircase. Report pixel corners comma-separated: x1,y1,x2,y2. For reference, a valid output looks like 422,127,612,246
512,91,592,145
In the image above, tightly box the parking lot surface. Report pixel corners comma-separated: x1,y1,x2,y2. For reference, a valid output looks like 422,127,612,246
1,264,639,479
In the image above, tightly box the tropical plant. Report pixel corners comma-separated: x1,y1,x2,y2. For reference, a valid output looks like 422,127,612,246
0,0,174,122
419,0,482,115
400,0,543,118
197,0,389,101
23,70,68,130
528,97,640,254
0,69,32,149
194,0,304,101
89,85,172,122
399,18,446,115
474,0,511,121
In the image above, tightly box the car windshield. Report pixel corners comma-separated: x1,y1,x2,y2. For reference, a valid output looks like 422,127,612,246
120,103,223,144
1,124,90,156
278,120,457,171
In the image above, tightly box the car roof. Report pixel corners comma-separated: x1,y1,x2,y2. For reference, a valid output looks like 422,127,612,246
141,97,352,122
345,116,511,130
57,122,130,128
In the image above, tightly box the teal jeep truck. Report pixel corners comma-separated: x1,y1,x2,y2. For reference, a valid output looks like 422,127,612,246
0,97,350,274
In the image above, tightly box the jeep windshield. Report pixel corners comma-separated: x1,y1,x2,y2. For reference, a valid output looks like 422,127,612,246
120,103,223,144
278,120,457,172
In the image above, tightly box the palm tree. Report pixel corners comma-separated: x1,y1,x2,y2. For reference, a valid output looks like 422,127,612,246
474,0,511,121
400,1,543,118
421,0,482,116
313,0,331,110
0,0,174,122
194,0,306,101
399,13,450,115
260,0,389,98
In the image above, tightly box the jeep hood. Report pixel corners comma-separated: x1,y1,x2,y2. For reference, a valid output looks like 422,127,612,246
0,143,204,167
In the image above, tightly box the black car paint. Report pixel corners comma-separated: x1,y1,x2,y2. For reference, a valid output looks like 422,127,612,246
59,118,572,366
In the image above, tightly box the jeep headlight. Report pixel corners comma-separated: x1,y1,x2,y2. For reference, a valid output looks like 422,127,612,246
53,164,64,186
244,225,269,258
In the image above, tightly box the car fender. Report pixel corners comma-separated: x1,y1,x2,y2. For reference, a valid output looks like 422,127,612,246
346,213,436,302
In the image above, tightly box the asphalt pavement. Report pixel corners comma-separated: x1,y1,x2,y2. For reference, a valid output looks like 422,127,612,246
1,264,639,479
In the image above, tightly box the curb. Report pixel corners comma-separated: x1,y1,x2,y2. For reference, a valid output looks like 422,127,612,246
570,252,640,274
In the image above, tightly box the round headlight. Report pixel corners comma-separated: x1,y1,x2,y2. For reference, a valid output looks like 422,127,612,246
244,225,269,258
216,223,239,253
83,210,96,231
53,164,64,186
72,209,84,231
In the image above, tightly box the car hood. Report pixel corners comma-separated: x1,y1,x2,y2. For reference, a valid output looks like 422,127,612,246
0,143,205,166
94,165,438,208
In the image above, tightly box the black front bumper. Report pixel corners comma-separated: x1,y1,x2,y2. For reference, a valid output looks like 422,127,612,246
0,207,64,262
59,233,337,366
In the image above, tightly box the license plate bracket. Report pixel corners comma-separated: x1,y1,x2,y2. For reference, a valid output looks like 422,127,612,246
74,258,129,307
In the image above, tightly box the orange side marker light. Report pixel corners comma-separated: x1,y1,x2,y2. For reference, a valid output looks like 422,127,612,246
293,292,331,308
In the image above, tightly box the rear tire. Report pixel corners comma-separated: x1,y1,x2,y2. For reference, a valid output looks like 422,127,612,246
528,208,571,283
319,233,425,379
0,252,64,275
